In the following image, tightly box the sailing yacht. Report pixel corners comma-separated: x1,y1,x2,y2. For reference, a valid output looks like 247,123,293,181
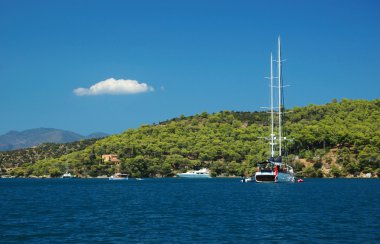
254,37,295,183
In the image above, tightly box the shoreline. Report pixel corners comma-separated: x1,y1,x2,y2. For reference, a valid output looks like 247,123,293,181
1,175,378,179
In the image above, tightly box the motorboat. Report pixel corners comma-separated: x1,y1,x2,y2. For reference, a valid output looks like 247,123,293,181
61,172,74,178
109,173,129,180
177,168,211,178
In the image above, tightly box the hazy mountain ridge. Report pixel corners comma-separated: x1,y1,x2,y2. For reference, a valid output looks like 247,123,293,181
0,128,108,151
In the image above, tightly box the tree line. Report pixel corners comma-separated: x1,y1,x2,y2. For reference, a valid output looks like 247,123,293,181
5,98,380,178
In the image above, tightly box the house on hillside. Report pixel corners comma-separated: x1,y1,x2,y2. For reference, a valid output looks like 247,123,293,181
102,154,122,175
102,154,120,163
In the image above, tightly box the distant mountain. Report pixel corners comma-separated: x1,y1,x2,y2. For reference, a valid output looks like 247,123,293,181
0,128,108,151
85,132,109,139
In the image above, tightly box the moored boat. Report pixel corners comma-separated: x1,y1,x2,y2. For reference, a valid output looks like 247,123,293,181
255,158,294,183
61,172,74,178
252,37,295,183
109,173,129,180
177,168,211,178
241,177,254,183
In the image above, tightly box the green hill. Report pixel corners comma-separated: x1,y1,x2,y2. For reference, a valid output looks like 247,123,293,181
4,98,380,178
0,139,100,175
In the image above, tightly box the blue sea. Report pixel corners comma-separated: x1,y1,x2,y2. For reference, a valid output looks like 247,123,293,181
1,178,379,243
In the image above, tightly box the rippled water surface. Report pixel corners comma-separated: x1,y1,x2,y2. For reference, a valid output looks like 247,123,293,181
1,178,379,243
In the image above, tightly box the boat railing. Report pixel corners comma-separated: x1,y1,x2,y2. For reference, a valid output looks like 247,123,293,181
259,168,273,173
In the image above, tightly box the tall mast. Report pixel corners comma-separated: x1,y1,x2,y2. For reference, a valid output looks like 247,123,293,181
270,52,275,158
277,36,282,156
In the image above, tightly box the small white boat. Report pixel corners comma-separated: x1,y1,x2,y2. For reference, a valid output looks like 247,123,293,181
109,173,129,180
241,177,254,183
177,168,211,178
61,172,74,178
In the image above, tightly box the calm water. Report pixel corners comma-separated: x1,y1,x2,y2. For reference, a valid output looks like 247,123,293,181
1,178,379,243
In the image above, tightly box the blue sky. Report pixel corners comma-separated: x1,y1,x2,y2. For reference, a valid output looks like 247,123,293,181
0,0,379,135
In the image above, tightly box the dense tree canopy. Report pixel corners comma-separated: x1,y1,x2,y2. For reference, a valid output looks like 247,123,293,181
3,99,380,178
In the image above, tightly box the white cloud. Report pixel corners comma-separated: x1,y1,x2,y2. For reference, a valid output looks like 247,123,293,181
74,78,154,96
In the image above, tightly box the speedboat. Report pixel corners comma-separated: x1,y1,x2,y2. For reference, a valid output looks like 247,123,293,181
177,168,211,178
109,173,129,180
241,177,254,183
61,172,74,178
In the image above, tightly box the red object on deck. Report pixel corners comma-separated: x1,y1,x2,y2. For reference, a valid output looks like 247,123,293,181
274,166,279,182
297,179,304,183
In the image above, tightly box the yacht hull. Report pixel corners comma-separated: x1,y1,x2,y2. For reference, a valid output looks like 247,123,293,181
277,172,294,182
109,173,129,180
255,172,294,183
109,177,128,180
177,168,211,178
177,173,211,178
255,172,276,182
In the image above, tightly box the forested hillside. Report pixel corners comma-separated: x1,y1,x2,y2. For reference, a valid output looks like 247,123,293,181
4,99,380,178
0,139,99,176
